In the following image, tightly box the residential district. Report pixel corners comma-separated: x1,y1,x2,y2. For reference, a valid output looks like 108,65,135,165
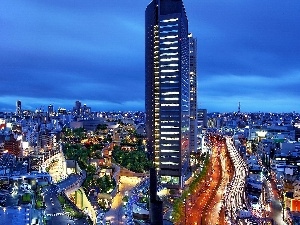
0,101,300,225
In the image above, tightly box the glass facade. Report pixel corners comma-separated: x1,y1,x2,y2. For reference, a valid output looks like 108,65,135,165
145,0,191,188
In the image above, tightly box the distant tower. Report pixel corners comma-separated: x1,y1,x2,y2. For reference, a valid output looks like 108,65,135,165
238,102,241,113
74,100,82,115
48,104,54,116
16,100,21,115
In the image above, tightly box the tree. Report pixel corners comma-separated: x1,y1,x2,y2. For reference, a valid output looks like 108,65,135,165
86,165,96,175
112,146,151,173
96,124,108,131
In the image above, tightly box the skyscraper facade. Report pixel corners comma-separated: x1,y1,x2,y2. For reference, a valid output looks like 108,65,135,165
189,33,198,154
48,104,54,116
145,0,190,189
74,100,82,115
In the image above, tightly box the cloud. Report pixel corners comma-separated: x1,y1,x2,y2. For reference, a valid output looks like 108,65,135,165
189,0,300,77
0,0,300,112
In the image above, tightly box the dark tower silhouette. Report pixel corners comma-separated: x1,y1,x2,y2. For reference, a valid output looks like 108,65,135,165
16,100,21,115
149,167,163,225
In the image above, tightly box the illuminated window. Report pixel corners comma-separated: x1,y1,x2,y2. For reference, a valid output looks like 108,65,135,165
161,131,179,134
160,47,178,50
161,162,179,166
161,58,179,62
161,69,179,73
161,41,178,45
161,98,179,101
160,35,178,40
161,18,179,23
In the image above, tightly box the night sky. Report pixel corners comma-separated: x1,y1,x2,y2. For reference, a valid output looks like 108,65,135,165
1,0,300,113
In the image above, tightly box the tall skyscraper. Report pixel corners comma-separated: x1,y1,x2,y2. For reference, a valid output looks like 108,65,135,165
16,100,21,115
145,0,190,189
189,33,198,154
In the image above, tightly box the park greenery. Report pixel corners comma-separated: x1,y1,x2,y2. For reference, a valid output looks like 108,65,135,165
171,153,210,224
58,194,85,219
120,130,144,147
21,193,31,204
63,143,104,169
112,145,151,173
62,124,149,210
84,173,115,194
62,127,115,199
35,187,45,209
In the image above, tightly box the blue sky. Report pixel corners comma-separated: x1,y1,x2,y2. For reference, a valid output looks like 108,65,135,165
0,0,300,113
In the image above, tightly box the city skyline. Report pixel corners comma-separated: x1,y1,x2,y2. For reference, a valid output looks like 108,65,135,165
1,0,300,113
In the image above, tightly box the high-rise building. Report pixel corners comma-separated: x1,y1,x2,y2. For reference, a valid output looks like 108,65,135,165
16,100,21,115
4,134,21,156
189,33,198,154
197,109,208,130
74,100,82,115
72,101,91,116
82,104,91,115
197,109,207,152
48,104,54,116
145,0,190,189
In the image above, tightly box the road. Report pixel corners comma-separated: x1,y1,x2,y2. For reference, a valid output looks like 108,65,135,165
183,135,249,225
206,140,233,225
268,177,286,225
223,136,248,224
183,134,228,225
43,174,88,225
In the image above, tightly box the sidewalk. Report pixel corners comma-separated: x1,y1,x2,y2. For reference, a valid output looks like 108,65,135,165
30,207,43,224
105,176,141,225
